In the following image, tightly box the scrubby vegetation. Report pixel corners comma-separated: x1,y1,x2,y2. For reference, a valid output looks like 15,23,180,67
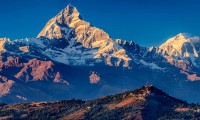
1,86,200,119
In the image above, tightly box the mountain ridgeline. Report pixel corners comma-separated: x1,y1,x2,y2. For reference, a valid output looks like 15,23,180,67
1,4,200,104
1,86,200,120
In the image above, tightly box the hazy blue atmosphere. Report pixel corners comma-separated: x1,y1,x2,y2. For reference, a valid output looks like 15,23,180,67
0,0,200,46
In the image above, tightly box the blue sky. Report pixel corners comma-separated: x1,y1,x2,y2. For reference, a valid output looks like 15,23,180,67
0,0,200,46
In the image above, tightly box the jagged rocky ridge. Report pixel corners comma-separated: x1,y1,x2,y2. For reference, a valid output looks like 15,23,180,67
1,5,200,103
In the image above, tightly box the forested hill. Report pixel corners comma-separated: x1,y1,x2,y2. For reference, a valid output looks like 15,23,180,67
0,85,200,120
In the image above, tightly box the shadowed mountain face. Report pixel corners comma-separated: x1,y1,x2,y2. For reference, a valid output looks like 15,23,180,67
1,86,200,120
1,4,200,104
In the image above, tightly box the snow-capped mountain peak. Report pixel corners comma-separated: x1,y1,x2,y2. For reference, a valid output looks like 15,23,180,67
159,33,200,69
64,4,80,16
37,4,131,67
2,4,200,105
37,4,81,40
160,33,198,58
175,33,186,40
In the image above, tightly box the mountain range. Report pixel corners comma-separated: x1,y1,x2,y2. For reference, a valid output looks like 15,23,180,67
1,4,200,104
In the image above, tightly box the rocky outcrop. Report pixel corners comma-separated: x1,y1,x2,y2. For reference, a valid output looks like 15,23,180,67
0,56,67,83
0,75,14,97
15,59,57,82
